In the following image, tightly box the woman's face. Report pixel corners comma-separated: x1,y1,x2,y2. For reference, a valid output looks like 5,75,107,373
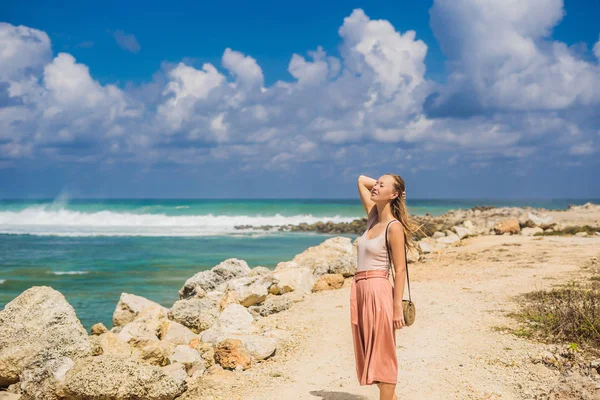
371,175,397,202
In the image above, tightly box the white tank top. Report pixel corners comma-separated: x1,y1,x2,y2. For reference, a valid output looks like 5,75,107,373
356,207,400,272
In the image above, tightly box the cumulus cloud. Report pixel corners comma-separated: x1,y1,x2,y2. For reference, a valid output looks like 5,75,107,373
427,0,600,113
0,3,598,175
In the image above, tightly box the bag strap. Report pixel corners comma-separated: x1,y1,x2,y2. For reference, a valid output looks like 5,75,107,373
385,220,412,302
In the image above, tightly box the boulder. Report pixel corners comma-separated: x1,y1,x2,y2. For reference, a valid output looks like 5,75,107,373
55,354,186,400
158,320,198,346
116,319,161,348
406,246,420,263
90,322,108,335
112,293,168,327
289,237,355,277
494,218,520,235
436,232,460,244
169,298,219,333
312,274,345,292
99,332,132,357
521,227,544,236
17,351,75,400
225,275,272,307
236,335,277,360
168,345,205,375
133,340,176,367
248,295,292,317
269,263,314,295
432,231,445,239
452,226,471,239
0,286,91,386
200,304,255,344
179,258,251,299
160,363,188,387
213,339,252,370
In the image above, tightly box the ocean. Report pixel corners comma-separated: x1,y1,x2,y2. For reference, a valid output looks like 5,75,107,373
0,197,596,331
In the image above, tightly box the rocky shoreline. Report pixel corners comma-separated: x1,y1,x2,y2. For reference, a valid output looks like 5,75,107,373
1,202,599,399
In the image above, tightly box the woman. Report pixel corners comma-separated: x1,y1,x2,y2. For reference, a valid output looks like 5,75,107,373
351,173,421,400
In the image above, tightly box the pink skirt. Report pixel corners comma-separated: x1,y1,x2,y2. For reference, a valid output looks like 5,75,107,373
350,269,398,385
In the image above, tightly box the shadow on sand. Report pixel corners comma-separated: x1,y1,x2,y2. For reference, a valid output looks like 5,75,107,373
309,390,370,400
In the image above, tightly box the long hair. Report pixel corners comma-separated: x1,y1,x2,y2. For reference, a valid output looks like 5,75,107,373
385,173,427,252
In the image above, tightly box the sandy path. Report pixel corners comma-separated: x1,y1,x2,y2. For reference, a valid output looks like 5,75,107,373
194,234,600,400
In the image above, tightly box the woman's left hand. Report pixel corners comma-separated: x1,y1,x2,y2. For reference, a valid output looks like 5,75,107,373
393,305,406,330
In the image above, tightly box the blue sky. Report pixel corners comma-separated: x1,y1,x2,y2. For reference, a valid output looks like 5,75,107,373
1,0,599,199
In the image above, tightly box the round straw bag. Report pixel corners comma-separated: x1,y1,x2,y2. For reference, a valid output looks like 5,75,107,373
385,221,416,326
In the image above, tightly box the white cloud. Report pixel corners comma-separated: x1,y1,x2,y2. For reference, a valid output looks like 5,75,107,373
0,3,598,173
428,0,600,112
0,23,51,81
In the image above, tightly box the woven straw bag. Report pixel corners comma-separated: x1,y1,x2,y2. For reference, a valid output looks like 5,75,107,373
384,221,416,326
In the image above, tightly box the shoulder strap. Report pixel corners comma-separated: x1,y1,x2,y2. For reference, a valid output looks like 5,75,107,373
384,220,411,302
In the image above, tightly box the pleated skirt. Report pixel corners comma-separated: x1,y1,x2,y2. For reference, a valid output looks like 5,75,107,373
350,272,398,386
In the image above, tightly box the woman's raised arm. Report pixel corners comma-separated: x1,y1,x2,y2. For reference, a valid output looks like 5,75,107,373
357,175,376,215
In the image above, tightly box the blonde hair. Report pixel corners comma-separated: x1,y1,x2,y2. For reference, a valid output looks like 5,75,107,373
384,173,427,252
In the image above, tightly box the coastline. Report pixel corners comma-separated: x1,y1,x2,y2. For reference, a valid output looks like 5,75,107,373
1,202,599,399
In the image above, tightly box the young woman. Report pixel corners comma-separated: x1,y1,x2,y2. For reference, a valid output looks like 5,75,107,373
351,173,421,400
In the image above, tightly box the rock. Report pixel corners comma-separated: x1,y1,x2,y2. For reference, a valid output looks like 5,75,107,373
418,239,435,254
132,340,176,367
527,212,553,226
189,338,215,368
116,318,161,348
494,218,520,235
544,228,554,233
521,227,544,236
237,335,277,360
576,231,588,237
329,254,357,277
88,335,103,356
432,231,445,239
112,293,169,327
158,320,198,346
418,238,446,253
226,276,271,307
56,354,186,400
0,286,91,387
200,304,255,344
90,322,108,335
263,329,292,342
248,266,271,276
217,290,239,311
463,220,475,230
406,246,420,263
312,273,345,292
0,393,21,399
18,351,75,400
269,263,315,295
452,226,471,239
212,258,252,281
213,339,252,370
161,363,188,386
288,237,355,277
436,233,460,244
179,258,251,299
168,345,205,375
99,332,132,357
248,295,292,317
169,298,219,333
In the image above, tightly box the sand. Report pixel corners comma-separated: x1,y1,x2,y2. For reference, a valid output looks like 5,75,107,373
187,231,600,400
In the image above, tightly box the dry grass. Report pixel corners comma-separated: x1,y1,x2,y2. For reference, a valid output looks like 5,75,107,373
505,257,600,355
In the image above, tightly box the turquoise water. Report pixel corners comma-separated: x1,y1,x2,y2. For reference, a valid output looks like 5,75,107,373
0,197,597,331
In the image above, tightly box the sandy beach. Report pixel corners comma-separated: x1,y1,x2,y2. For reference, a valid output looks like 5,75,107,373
181,207,600,400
